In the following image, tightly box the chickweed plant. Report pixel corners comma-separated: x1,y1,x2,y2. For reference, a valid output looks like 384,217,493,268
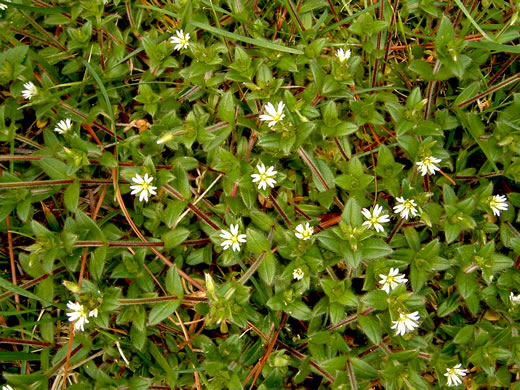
1,0,520,389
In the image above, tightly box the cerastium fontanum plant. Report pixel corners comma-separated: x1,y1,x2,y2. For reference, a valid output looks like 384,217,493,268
1,0,519,389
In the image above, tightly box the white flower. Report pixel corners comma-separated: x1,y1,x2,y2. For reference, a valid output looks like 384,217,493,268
169,29,190,51
510,292,520,305
220,224,247,252
129,173,157,202
251,163,277,190
21,81,38,100
295,222,313,240
361,205,390,233
393,196,418,220
2,385,14,390
54,118,73,134
336,48,351,63
0,0,11,10
379,268,408,294
444,364,468,387
391,311,420,336
259,102,285,128
416,155,442,176
489,194,508,216
66,301,97,332
293,268,304,280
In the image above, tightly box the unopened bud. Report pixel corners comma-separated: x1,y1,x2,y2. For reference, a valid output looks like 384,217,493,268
205,273,217,300
63,280,81,293
157,133,175,144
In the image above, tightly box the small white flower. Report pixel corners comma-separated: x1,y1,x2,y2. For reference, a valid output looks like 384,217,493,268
379,268,408,294
2,385,14,390
510,292,520,305
220,224,247,252
295,223,313,240
169,29,190,51
54,118,73,134
416,155,442,176
66,301,93,332
336,48,351,63
361,205,390,233
251,163,277,191
129,173,157,203
489,194,508,216
0,0,11,10
444,364,468,387
393,196,418,220
391,311,420,336
259,102,285,128
21,81,38,100
293,268,304,280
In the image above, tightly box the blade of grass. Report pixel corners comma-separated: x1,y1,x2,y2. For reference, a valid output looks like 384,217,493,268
453,0,492,42
467,41,520,54
282,0,305,34
190,21,304,54
0,277,53,306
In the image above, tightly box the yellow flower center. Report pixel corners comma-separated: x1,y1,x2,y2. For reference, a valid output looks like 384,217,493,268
260,172,268,181
404,200,414,210
230,235,239,244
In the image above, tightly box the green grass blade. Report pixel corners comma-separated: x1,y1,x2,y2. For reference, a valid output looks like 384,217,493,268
453,0,492,42
467,41,520,54
0,352,40,362
80,59,114,122
190,21,304,54
0,277,52,305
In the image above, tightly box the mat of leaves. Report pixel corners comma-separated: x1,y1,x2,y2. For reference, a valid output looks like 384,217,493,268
1,0,520,389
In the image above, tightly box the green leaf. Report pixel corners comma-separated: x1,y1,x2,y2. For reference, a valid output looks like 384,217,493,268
456,271,478,299
90,244,107,281
217,91,235,124
358,314,382,344
287,301,312,320
362,290,388,310
437,294,460,317
341,198,363,227
246,228,270,254
162,228,190,250
361,239,393,260
350,357,379,379
38,158,69,180
165,265,184,300
76,210,105,241
258,252,276,285
435,16,455,50
148,300,180,326
321,355,348,372
64,179,80,212
453,324,474,344
130,321,146,350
